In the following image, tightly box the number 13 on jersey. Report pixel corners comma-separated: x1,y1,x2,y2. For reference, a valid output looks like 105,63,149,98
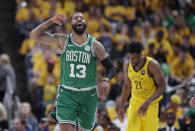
69,64,86,78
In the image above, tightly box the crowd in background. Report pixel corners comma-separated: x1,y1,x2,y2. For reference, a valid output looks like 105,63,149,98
0,0,195,131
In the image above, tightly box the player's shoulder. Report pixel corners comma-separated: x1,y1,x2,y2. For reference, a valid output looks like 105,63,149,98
148,58,160,67
92,39,105,51
123,60,129,71
148,58,161,72
92,39,101,45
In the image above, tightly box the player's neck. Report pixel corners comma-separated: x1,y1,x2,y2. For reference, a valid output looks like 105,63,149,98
135,56,146,70
72,32,87,45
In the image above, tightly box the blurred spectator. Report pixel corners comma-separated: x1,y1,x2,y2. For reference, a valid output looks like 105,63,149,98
0,54,16,102
169,47,194,85
94,114,113,131
182,108,195,131
183,7,195,31
159,112,179,131
190,29,195,46
10,118,31,131
0,102,8,131
104,0,126,22
162,7,175,28
137,20,155,45
153,14,168,40
168,24,181,44
108,71,124,100
176,89,188,106
108,125,120,131
148,30,173,61
18,102,38,131
190,94,195,108
159,106,167,129
112,24,130,56
39,117,49,131
175,17,190,36
181,35,195,59
142,43,155,58
167,94,182,129
96,24,113,54
167,43,181,66
43,75,56,106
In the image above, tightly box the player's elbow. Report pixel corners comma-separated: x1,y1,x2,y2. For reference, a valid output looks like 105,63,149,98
161,83,166,93
29,30,38,40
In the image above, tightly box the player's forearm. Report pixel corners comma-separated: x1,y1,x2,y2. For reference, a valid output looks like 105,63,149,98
101,57,116,80
120,85,131,108
29,18,54,40
146,85,166,104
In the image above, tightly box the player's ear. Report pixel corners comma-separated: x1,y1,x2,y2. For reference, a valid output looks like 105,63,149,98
86,21,88,26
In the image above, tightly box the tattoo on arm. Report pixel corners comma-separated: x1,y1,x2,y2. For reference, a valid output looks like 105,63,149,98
93,40,108,61
29,19,66,49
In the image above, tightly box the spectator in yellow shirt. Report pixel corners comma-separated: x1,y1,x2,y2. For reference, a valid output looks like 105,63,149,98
147,30,173,61
142,43,156,58
167,94,183,130
112,24,130,52
167,43,181,65
43,75,57,104
168,24,182,44
104,0,126,22
190,29,195,46
153,14,168,40
181,35,195,59
170,47,194,85
175,17,190,36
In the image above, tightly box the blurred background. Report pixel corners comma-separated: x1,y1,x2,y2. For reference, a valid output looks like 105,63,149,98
0,0,195,131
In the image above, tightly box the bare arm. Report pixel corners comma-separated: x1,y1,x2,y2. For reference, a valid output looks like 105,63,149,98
93,40,108,61
93,40,116,99
120,61,132,108
137,60,166,117
119,60,131,122
147,60,166,104
29,14,67,50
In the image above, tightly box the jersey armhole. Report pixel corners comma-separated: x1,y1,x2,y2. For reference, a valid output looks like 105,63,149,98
91,38,96,57
62,35,69,53
147,60,153,77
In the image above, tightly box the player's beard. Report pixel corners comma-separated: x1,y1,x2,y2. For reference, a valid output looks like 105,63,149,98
72,24,87,35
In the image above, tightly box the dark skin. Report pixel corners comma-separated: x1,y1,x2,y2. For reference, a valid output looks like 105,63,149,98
119,53,166,121
30,12,110,131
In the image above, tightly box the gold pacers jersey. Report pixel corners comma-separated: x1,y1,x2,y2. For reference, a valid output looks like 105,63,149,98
128,57,162,103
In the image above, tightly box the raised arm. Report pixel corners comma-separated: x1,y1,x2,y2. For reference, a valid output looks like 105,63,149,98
119,61,132,122
93,40,116,99
29,14,67,49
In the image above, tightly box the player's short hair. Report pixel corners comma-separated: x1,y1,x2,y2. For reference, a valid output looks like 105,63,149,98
127,42,143,54
70,12,83,22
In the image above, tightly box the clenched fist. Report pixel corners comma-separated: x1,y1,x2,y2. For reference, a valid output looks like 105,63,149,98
51,14,67,25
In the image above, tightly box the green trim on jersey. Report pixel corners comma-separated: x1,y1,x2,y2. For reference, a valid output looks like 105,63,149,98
60,33,97,89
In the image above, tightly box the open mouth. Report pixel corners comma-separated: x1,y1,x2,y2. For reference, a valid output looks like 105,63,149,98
76,23,83,28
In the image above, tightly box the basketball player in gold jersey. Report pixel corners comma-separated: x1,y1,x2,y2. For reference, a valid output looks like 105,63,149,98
119,42,166,131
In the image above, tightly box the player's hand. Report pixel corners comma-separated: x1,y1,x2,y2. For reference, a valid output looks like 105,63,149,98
98,80,109,100
190,94,195,108
138,100,150,117
51,14,67,25
118,106,125,123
